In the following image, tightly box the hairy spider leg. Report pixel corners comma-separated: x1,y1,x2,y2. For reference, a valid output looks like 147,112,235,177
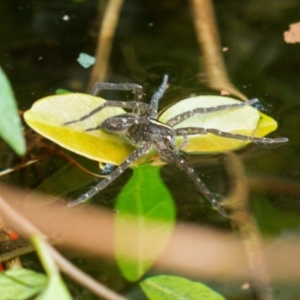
67,143,151,207
84,115,150,132
166,98,259,127
63,101,152,126
160,149,227,217
174,127,288,144
91,82,143,101
178,134,189,150
149,74,169,119
91,82,143,115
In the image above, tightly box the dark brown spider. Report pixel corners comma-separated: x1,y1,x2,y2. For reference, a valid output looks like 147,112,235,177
64,75,288,217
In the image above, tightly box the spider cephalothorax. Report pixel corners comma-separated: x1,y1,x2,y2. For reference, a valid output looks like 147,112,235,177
64,75,288,217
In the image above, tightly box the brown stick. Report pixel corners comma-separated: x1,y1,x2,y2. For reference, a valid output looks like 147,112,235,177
87,0,124,91
190,0,247,100
2,186,300,282
224,152,273,300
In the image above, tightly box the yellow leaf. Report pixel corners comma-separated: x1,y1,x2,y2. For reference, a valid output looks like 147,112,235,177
24,93,135,165
24,93,280,165
159,96,278,153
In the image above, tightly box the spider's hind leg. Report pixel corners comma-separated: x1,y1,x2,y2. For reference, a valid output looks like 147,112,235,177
177,133,189,150
160,149,227,217
205,129,288,144
174,127,288,144
67,144,151,207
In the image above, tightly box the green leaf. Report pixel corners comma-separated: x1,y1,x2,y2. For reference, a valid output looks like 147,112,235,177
31,234,72,300
0,67,25,155
55,89,71,95
114,164,176,281
140,275,226,300
0,268,47,300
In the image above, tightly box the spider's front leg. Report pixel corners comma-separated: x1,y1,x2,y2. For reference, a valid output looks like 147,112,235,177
149,74,168,119
83,114,149,133
68,143,151,207
91,82,143,101
174,127,288,144
160,149,227,217
63,101,152,126
91,82,143,115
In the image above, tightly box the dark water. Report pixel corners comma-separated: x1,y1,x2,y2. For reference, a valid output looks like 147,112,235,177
0,1,300,299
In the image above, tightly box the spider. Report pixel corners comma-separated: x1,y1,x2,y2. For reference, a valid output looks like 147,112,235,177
64,75,288,217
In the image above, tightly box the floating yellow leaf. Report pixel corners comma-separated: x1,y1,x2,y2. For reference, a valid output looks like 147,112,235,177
24,93,135,165
159,96,278,153
24,93,279,164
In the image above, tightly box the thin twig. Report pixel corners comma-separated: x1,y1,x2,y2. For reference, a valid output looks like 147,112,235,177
189,0,247,100
3,187,300,282
45,147,108,178
0,245,34,263
48,246,127,300
0,193,128,300
0,148,107,179
0,159,39,176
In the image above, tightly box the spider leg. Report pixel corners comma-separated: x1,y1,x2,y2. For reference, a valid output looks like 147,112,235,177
174,127,288,144
178,133,189,150
160,149,227,217
84,114,149,132
63,101,152,126
149,75,169,119
91,82,143,102
166,98,258,127
68,143,151,207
